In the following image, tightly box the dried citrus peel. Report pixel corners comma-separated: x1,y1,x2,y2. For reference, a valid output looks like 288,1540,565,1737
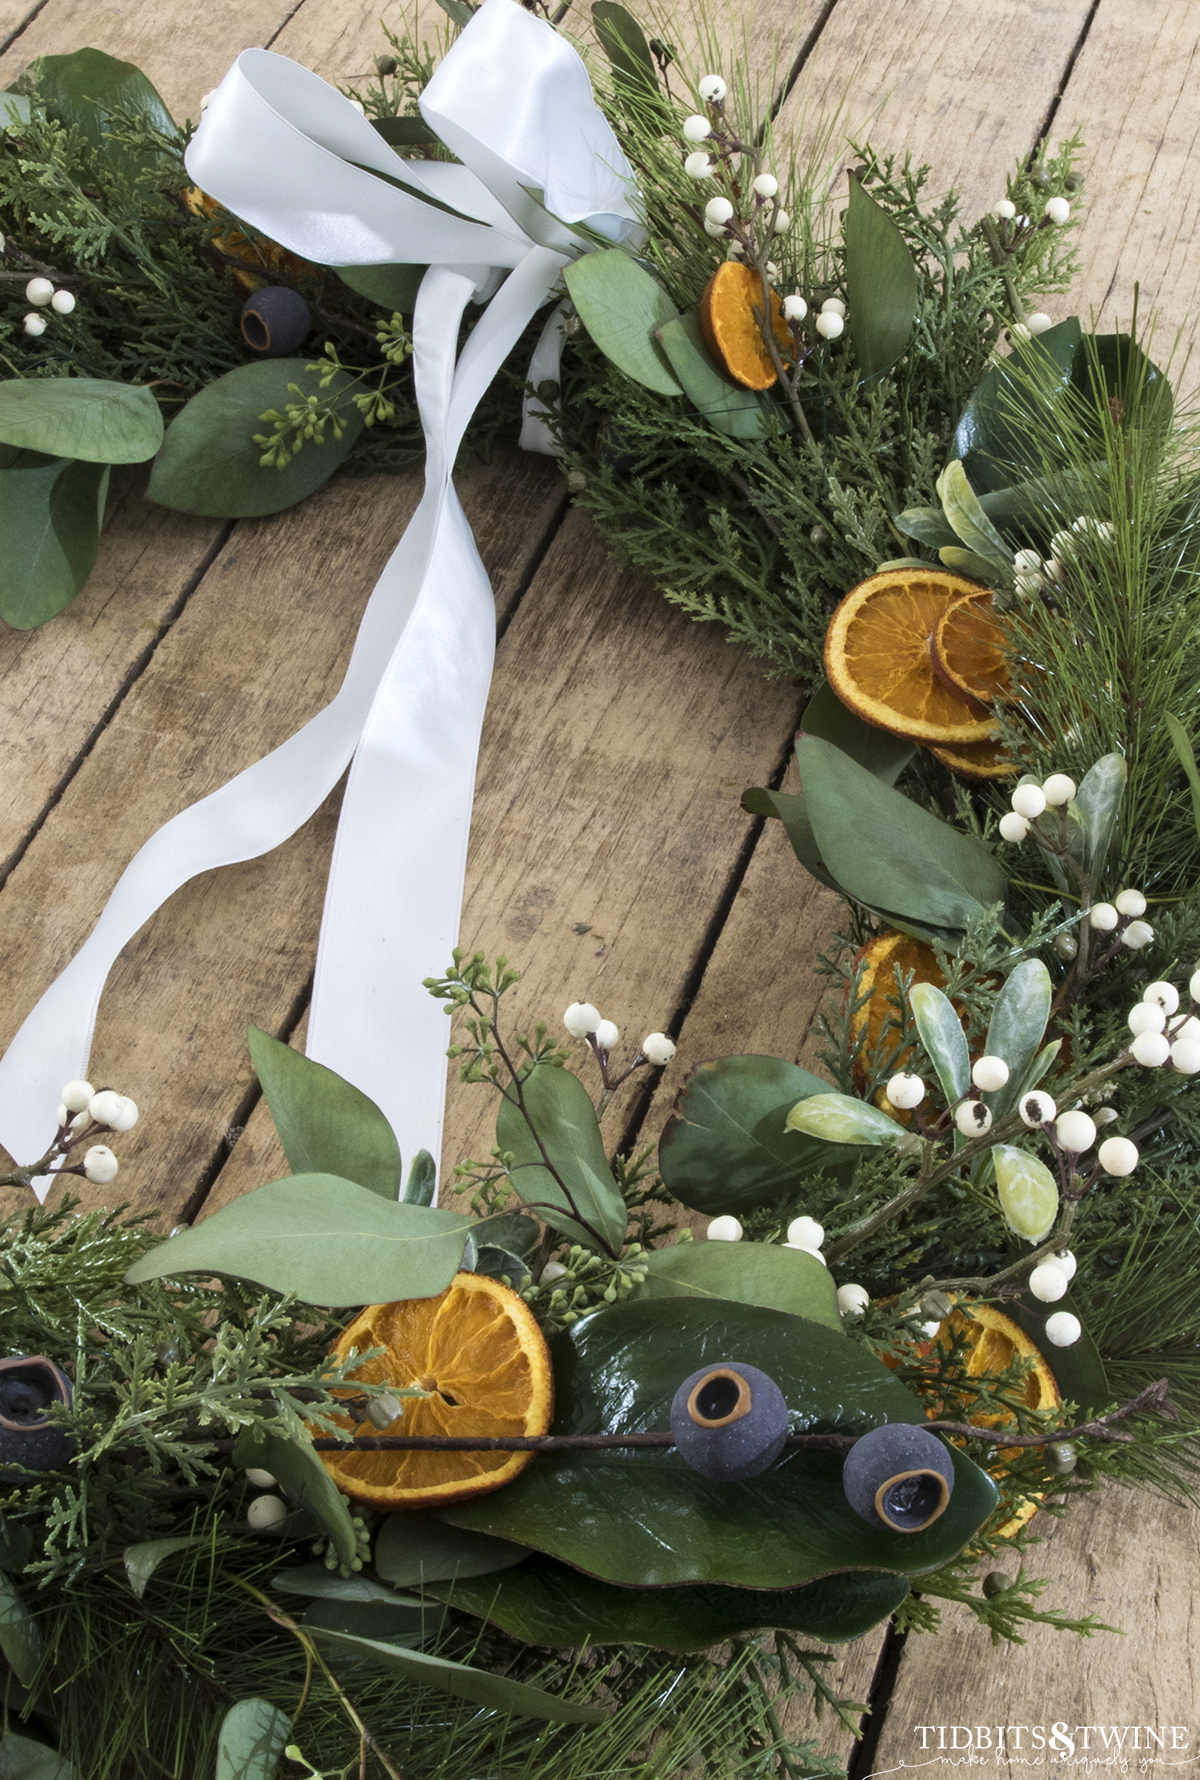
699,261,791,390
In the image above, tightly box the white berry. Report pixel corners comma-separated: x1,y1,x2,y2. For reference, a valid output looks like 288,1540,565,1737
1011,783,1047,820
753,173,778,198
684,152,714,180
51,289,76,315
83,1144,119,1183
61,1079,95,1113
1128,1003,1165,1036
247,1495,289,1531
1044,196,1071,224
821,297,846,317
706,1215,743,1241
705,196,734,225
998,812,1029,843
1131,1030,1170,1067
563,1002,601,1037
245,1468,278,1488
1054,1109,1096,1152
1012,549,1042,573
1029,1262,1069,1303
88,1090,126,1127
1019,1089,1056,1127
1190,968,1200,1004
993,199,1016,220
955,1100,993,1136
594,1019,619,1050
1171,1038,1200,1074
815,312,844,340
539,1261,569,1284
1053,1248,1077,1281
1121,920,1155,950
782,293,807,321
886,1071,925,1109
642,1032,676,1066
1044,1310,1082,1347
786,1215,824,1249
1041,773,1076,805
1097,1135,1138,1175
109,1097,139,1132
1092,1106,1119,1126
23,313,47,336
697,74,726,101
971,1055,1009,1092
772,210,791,232
682,114,711,142
1115,889,1147,917
1088,902,1119,931
837,1283,870,1317
1143,981,1179,1014
1027,312,1053,335
25,277,54,306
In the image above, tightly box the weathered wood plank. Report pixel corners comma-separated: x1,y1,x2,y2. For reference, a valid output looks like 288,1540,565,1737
0,0,45,53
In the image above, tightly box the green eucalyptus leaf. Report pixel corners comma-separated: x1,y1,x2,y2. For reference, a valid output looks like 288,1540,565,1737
0,1734,79,1780
785,1092,902,1147
592,2,660,102
627,1240,841,1330
122,1175,471,1304
655,312,773,438
980,960,1051,1123
1072,752,1127,879
795,735,1006,938
908,981,969,1107
434,0,478,25
657,1055,857,1218
938,546,1002,583
894,505,958,550
954,317,1082,493
0,451,109,629
214,1698,291,1780
123,1535,204,1601
739,786,841,894
147,360,365,518
0,379,162,464
0,94,31,132
496,1063,627,1255
271,1566,425,1605
402,1148,437,1205
247,1026,402,1200
1012,1037,1062,1109
430,1550,909,1650
470,1212,540,1256
33,48,174,188
305,1627,608,1723
300,1596,444,1649
233,1431,358,1567
376,1511,530,1587
336,262,424,313
442,1299,998,1588
1165,714,1200,844
0,1573,41,1685
800,680,914,785
843,175,919,383
563,250,682,396
993,1144,1059,1243
936,461,1010,567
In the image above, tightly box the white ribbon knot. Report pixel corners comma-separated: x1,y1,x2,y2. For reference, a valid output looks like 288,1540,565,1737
0,0,643,1190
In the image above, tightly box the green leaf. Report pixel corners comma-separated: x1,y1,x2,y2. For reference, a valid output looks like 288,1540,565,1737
430,1550,909,1651
496,1064,627,1255
214,1698,291,1780
300,1595,444,1649
655,312,773,438
1008,1288,1109,1413
937,546,1002,583
122,1175,471,1304
271,1565,426,1605
443,1300,997,1588
1071,332,1172,436
908,982,969,1108
0,94,32,132
376,1511,530,1587
1073,752,1127,879
433,0,478,25
402,1148,437,1205
627,1240,841,1330
739,786,840,894
0,1734,79,1780
981,960,1051,1124
1165,714,1200,844
563,251,682,396
233,1431,358,1567
800,680,915,785
470,1212,540,1256
34,48,174,187
592,2,660,102
0,1520,32,1575
935,460,1011,568
954,317,1082,494
123,1535,204,1601
0,1573,41,1685
795,735,1006,939
305,1627,608,1723
785,1092,902,1147
247,1026,401,1201
843,175,919,383
369,116,440,149
657,1055,858,1218
0,452,109,629
336,262,424,313
992,1144,1058,1243
147,360,365,519
0,379,162,465
894,504,958,550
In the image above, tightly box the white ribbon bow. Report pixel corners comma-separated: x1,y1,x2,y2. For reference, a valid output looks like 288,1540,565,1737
0,0,643,1192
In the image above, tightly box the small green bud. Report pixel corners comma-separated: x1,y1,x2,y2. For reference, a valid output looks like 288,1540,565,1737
603,1285,618,1303
982,1571,1010,1599
1048,1440,1077,1475
376,54,398,74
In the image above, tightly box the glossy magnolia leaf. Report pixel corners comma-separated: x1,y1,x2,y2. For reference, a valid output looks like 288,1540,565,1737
431,1549,909,1651
1166,714,1200,844
563,250,682,397
214,1698,291,1780
993,1144,1058,1243
626,1240,840,1330
442,1298,998,1589
1071,331,1172,435
375,1510,530,1587
658,1055,857,1217
954,317,1082,494
980,959,1051,1124
147,360,365,518
908,982,968,1109
0,1734,80,1780
1073,752,1127,879
0,451,109,629
795,735,1006,939
800,679,914,785
123,1535,204,1601
233,1429,358,1566
785,1092,902,1147
0,379,163,465
0,1573,41,1685
843,174,919,383
936,461,1010,568
337,261,424,313
247,1026,402,1201
655,312,773,438
305,1627,608,1723
496,1063,627,1255
1009,1286,1109,1413
34,47,174,188
592,1,660,103
123,1175,472,1305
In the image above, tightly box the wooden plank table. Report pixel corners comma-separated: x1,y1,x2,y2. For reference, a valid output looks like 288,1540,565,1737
2,0,1197,1769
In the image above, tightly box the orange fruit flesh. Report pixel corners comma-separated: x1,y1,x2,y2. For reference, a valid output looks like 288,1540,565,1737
850,931,948,1103
319,1272,553,1511
699,261,792,390
932,592,1013,705
825,570,1000,744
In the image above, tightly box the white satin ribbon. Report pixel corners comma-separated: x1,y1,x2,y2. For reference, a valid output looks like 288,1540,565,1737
0,0,643,1192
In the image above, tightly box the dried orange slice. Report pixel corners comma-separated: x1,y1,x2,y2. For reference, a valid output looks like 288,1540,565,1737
319,1272,554,1511
699,262,791,390
850,930,948,1099
932,591,1013,705
928,737,1020,781
825,569,1000,744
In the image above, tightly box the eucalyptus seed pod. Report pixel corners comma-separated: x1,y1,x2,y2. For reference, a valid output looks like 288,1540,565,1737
982,1570,1011,1598
669,1362,789,1482
240,287,311,356
842,1423,955,1532
0,1354,75,1473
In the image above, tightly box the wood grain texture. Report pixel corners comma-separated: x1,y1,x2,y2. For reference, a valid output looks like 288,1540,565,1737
0,0,46,53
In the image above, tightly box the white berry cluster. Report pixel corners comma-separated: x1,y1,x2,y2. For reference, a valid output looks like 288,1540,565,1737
1125,974,1200,1074
562,1002,676,1067
22,275,78,336
53,1078,140,1183
998,770,1077,843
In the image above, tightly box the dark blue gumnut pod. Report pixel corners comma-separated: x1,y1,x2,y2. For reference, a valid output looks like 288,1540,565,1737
240,287,311,357
842,1422,954,1532
669,1361,789,1482
0,1354,75,1474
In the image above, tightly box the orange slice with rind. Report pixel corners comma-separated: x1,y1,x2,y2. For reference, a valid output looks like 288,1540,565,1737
825,569,1001,744
319,1272,554,1511
849,930,948,1104
932,591,1013,706
928,737,1020,780
699,261,791,390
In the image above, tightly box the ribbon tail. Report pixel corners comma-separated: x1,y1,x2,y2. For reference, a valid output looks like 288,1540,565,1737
520,299,568,455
